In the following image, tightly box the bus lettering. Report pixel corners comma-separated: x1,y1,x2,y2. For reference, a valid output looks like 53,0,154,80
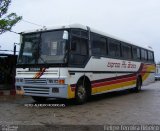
128,62,136,68
107,62,121,68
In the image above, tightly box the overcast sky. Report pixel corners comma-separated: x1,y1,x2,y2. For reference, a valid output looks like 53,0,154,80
0,0,160,62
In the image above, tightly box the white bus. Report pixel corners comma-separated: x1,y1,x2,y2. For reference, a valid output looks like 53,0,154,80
16,24,155,104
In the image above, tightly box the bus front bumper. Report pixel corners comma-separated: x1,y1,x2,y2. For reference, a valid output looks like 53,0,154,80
15,84,75,99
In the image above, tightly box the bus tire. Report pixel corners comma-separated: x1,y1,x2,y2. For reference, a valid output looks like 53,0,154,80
75,81,87,104
32,96,47,102
134,76,142,92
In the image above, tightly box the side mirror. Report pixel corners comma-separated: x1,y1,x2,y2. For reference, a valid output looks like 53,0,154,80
63,30,69,40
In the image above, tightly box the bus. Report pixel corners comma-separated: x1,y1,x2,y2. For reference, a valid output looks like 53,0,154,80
16,24,155,104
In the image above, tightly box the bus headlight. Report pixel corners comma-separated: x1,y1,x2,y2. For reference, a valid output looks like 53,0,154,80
47,79,58,84
47,79,65,84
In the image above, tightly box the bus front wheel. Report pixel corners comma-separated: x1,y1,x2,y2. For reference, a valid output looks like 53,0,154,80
75,82,87,104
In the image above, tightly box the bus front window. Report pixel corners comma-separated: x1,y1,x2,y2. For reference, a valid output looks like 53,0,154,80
40,31,67,64
18,34,40,64
18,30,68,65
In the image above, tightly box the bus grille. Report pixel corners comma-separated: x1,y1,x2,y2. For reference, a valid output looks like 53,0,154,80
24,78,47,85
23,86,50,95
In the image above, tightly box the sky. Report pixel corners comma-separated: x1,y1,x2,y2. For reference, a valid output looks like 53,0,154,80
0,0,160,62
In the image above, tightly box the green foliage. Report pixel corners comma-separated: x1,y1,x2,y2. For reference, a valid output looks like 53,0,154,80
0,0,22,34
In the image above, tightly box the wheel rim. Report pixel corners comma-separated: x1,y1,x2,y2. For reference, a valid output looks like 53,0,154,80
77,85,86,100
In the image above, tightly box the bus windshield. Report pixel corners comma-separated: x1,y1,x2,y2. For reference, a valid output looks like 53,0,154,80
17,30,68,65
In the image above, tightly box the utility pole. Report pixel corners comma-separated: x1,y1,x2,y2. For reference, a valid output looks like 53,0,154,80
14,43,16,55
13,43,20,55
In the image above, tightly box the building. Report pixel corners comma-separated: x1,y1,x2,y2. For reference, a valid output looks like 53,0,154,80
0,54,17,90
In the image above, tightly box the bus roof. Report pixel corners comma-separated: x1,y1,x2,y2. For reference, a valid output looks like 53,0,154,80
21,23,153,51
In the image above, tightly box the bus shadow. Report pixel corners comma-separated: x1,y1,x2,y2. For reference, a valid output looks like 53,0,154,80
88,89,145,103
88,89,149,104
31,89,149,107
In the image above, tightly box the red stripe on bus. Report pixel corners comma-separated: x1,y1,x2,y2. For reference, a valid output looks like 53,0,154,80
91,73,136,84
92,76,136,88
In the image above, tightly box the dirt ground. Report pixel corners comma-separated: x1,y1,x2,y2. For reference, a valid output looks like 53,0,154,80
0,81,160,130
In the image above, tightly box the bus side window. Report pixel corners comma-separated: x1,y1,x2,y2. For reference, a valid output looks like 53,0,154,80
71,36,87,55
141,49,147,61
121,44,132,59
148,51,154,62
69,36,88,65
108,39,120,57
70,37,80,55
91,33,107,56
132,46,140,60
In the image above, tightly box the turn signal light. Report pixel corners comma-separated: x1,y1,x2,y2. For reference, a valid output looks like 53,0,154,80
58,79,65,85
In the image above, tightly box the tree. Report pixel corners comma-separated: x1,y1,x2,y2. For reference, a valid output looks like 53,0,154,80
0,0,22,34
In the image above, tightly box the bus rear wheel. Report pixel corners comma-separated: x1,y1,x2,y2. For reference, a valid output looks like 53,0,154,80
75,82,87,104
32,96,47,102
134,77,142,92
